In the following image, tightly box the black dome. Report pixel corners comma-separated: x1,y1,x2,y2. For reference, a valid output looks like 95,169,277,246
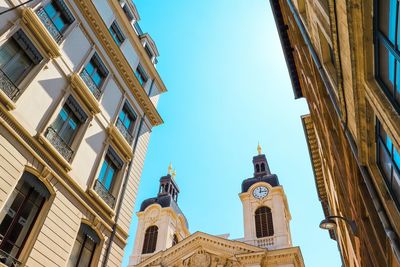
241,174,280,193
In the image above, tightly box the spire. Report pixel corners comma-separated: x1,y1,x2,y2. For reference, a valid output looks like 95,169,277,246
172,169,176,179
257,143,262,155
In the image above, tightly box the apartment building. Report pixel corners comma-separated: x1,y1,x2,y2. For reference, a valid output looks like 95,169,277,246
0,0,165,266
270,0,400,266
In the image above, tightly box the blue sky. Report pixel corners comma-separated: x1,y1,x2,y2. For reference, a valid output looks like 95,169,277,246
122,0,342,266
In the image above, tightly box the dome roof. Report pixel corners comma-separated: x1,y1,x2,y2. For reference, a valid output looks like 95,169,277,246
241,174,280,193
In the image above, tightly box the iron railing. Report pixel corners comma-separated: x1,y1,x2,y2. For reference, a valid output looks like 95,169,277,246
94,179,116,208
79,69,102,100
0,69,19,100
116,119,134,144
45,126,73,161
36,8,62,42
0,249,21,267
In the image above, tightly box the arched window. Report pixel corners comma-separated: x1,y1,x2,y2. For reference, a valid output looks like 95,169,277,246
0,172,50,265
172,234,178,246
254,206,274,238
68,223,100,267
260,163,265,172
142,226,158,254
255,164,260,172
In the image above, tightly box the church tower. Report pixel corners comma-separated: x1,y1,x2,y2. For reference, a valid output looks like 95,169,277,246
129,165,190,265
240,145,292,249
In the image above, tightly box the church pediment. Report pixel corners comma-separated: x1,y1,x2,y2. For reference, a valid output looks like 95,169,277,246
135,232,303,267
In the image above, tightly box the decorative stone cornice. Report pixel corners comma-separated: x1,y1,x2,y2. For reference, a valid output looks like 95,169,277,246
21,7,61,58
107,125,133,161
70,73,101,114
73,0,163,126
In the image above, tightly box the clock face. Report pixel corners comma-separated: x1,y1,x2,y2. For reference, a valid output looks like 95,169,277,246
252,186,269,199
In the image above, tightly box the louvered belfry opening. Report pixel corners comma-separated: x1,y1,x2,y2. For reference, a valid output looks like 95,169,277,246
255,206,274,238
142,226,158,254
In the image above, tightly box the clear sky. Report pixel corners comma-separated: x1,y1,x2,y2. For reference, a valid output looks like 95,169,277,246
122,0,342,266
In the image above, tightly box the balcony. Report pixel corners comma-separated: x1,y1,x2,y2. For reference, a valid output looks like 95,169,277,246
79,69,102,100
0,248,21,267
44,126,73,162
36,8,62,42
93,179,116,208
116,119,134,144
0,69,19,101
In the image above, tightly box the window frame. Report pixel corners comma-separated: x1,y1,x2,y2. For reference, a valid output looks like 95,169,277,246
0,29,44,102
68,223,101,267
376,120,400,207
374,0,400,113
135,64,148,86
254,206,274,238
109,21,125,46
0,171,53,267
142,225,158,254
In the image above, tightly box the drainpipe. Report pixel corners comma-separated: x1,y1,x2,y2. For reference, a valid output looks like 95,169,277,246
102,79,155,267
285,0,400,262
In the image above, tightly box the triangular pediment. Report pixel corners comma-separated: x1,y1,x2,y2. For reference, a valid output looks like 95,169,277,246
136,231,266,266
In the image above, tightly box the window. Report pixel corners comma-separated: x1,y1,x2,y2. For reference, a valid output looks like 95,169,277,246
377,121,400,205
98,148,123,191
121,4,134,22
0,30,42,99
144,44,153,60
46,96,87,161
142,226,158,254
376,0,400,110
80,53,108,101
67,223,100,267
94,147,123,208
117,102,137,143
40,0,75,41
172,234,178,246
109,21,125,46
254,206,274,238
0,172,50,266
135,64,147,86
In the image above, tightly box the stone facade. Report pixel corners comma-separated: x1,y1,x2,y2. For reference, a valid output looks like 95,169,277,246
270,0,400,266
0,0,165,266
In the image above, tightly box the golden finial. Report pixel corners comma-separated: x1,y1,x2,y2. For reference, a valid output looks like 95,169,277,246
168,162,172,175
257,143,262,155
172,169,176,179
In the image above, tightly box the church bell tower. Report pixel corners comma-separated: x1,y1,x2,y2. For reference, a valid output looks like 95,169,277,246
129,165,190,265
239,144,293,250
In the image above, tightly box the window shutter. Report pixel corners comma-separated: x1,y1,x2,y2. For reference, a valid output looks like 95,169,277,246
65,96,88,123
12,30,43,65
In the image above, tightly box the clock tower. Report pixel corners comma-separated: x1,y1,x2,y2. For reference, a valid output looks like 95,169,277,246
239,145,293,250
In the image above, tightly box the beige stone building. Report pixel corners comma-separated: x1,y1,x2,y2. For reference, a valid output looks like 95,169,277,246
270,0,400,266
128,148,304,267
0,0,165,266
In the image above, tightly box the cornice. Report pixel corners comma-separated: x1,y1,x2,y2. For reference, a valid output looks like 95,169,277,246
70,73,101,114
107,125,133,161
21,7,61,58
73,0,163,126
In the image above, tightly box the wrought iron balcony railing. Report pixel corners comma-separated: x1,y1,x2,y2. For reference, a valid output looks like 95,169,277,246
94,179,116,208
0,249,21,267
36,8,62,42
0,69,20,101
45,126,73,162
116,119,134,144
79,69,102,100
